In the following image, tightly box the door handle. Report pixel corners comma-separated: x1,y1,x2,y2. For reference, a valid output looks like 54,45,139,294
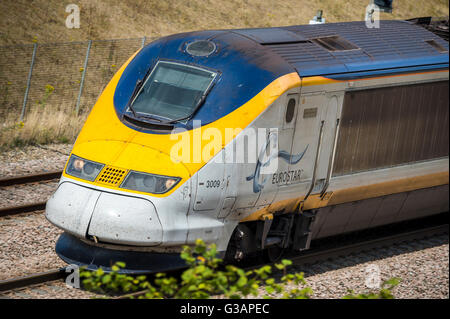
321,118,340,197
304,120,325,201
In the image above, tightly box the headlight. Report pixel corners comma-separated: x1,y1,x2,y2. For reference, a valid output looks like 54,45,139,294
65,155,104,181
120,171,180,194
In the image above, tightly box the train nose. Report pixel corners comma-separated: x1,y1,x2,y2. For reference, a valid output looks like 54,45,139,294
87,191,162,246
45,182,163,246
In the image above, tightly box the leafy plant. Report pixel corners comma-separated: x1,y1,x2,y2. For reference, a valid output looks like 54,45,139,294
36,84,55,108
81,261,150,295
80,239,312,299
80,239,398,299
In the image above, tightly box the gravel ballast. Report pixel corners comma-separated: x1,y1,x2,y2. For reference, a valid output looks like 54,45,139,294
0,212,65,280
297,234,449,299
0,181,59,208
0,144,71,178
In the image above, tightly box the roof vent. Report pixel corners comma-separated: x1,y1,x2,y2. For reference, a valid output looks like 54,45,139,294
311,35,359,51
425,39,448,53
186,40,217,57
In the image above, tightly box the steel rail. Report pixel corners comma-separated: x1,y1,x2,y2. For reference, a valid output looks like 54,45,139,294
288,223,449,266
0,171,62,187
0,202,47,217
0,268,67,292
0,171,63,217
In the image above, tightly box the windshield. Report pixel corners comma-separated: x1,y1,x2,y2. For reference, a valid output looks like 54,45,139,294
129,61,217,121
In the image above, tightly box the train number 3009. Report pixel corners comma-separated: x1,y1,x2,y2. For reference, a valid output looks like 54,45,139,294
206,180,221,188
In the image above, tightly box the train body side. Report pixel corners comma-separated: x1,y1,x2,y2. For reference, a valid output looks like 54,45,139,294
233,69,448,248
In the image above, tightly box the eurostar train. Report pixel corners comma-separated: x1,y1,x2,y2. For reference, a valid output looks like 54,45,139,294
46,19,449,272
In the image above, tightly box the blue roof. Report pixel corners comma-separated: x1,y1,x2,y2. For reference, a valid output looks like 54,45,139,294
235,20,449,77
114,20,448,132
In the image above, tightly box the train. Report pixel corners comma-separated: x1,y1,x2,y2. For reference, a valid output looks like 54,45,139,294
46,18,449,273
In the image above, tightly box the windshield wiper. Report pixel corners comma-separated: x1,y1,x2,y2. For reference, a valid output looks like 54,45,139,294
126,81,166,125
139,114,164,122
126,78,143,118
126,81,167,126
126,62,157,118
123,113,174,131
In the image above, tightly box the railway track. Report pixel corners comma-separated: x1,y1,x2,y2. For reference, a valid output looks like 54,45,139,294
0,171,62,187
0,202,47,217
286,223,448,266
0,171,62,217
0,268,67,292
0,217,447,298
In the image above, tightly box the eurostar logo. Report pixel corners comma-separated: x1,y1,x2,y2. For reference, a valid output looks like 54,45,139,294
247,132,308,193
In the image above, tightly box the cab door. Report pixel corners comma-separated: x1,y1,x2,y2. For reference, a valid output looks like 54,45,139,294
288,92,340,194
313,94,340,194
288,92,325,185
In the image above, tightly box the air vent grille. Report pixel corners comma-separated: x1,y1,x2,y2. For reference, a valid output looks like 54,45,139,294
96,166,127,186
311,35,359,51
425,39,448,53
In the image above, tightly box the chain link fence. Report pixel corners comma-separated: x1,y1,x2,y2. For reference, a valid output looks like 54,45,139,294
0,36,156,122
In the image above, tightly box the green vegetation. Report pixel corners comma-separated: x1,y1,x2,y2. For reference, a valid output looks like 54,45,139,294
80,239,400,299
36,84,55,109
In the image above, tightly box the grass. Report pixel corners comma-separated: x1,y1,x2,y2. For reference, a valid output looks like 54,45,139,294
0,107,86,151
0,0,448,45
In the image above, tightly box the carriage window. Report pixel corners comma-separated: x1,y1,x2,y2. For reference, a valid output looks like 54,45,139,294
285,98,296,123
332,81,449,176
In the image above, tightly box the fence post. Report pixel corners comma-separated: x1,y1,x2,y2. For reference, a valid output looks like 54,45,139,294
75,40,92,115
20,42,37,122
141,36,146,48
